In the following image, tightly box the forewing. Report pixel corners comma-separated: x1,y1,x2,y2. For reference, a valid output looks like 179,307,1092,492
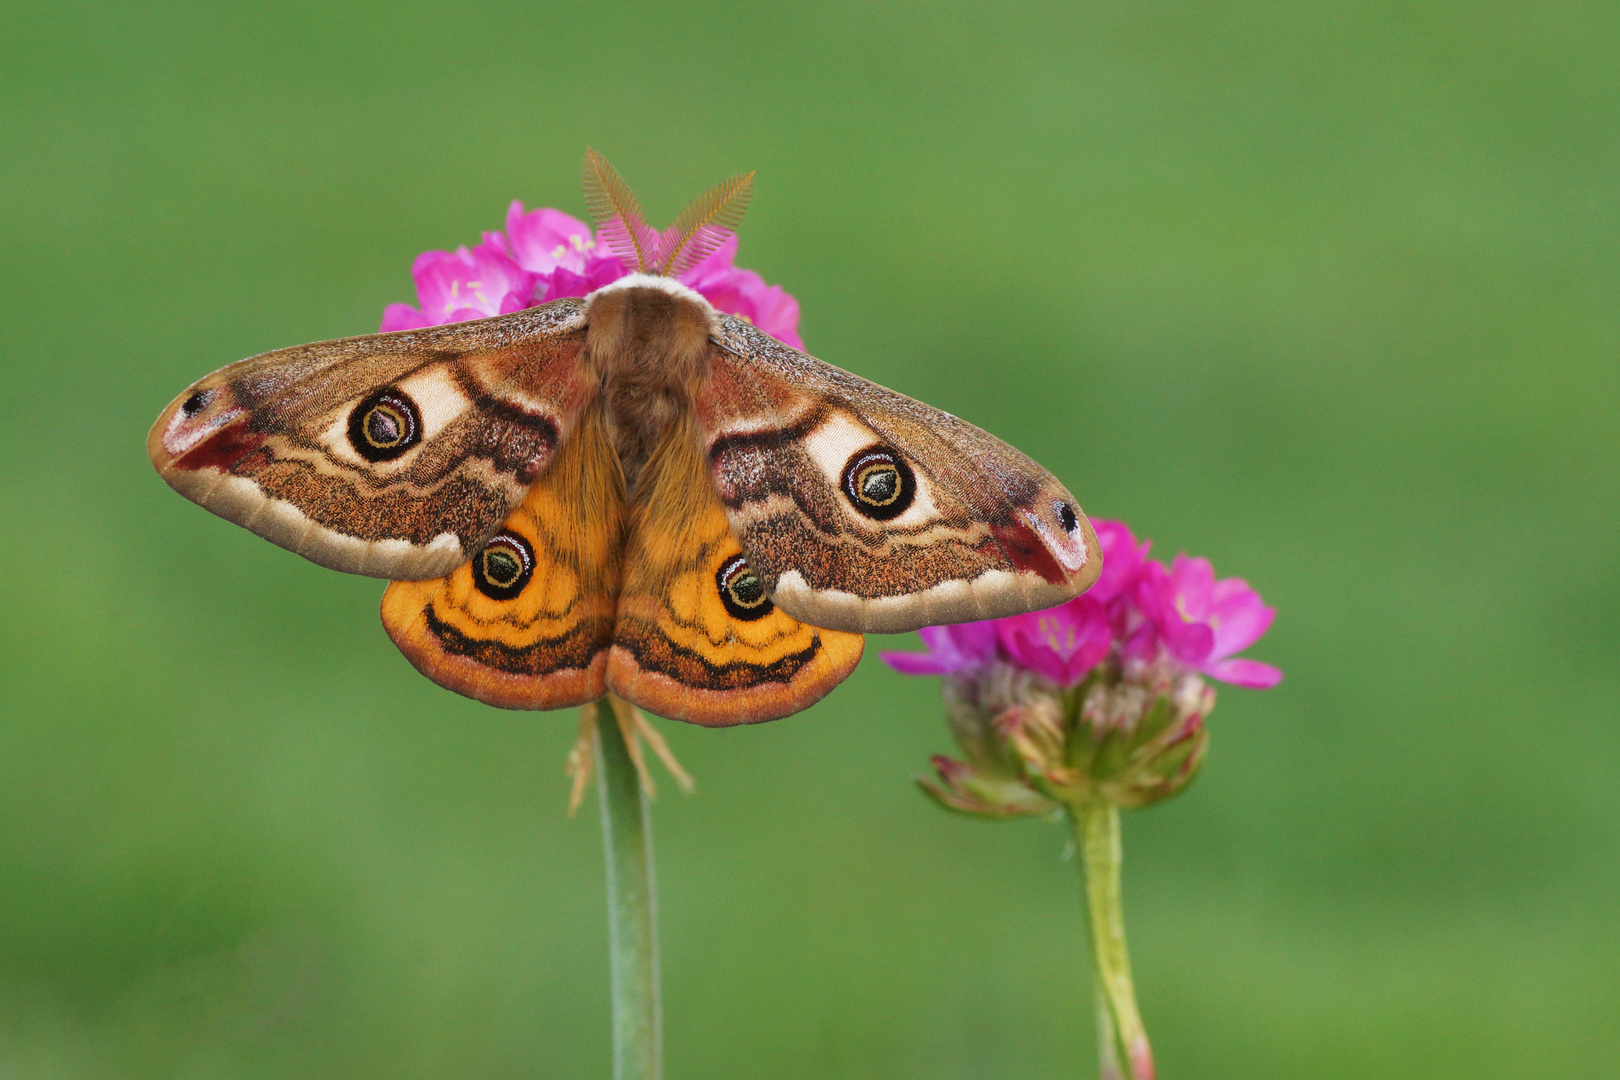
606,416,864,726
148,299,591,579
381,400,625,710
697,318,1100,634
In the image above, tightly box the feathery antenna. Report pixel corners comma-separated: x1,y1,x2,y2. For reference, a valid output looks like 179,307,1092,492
580,150,755,278
657,171,754,277
582,148,660,273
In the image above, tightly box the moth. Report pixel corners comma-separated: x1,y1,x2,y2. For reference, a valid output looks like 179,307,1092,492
149,151,1101,726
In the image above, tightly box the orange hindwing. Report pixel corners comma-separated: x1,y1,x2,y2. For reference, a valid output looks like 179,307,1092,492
605,416,864,726
381,402,626,710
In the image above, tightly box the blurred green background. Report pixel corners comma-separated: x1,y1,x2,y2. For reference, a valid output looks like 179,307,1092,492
2,1,1617,1076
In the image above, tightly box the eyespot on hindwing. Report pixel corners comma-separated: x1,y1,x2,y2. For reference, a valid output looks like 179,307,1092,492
716,553,772,621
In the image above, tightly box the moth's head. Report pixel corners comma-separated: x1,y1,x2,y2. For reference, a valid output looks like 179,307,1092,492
581,147,754,279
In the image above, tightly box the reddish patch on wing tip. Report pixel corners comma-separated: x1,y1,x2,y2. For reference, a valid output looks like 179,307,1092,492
989,520,1068,585
173,423,267,472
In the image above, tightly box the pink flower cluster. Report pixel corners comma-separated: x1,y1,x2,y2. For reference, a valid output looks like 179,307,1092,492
883,519,1281,690
380,202,804,350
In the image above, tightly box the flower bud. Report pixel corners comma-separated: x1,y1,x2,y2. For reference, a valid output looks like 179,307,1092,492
917,665,1064,818
1070,660,1212,810
916,657,1213,815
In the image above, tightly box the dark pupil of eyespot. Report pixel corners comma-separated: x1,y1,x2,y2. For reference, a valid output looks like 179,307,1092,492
366,407,404,446
727,570,765,606
1059,504,1078,532
483,548,520,586
182,391,208,415
859,465,899,505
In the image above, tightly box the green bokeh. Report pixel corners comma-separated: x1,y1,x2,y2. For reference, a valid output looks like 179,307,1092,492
2,1,1617,1076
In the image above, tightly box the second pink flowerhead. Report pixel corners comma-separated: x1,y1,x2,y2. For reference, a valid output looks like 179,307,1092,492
884,518,1281,815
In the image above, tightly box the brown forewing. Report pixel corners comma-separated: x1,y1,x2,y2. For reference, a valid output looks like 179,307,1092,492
695,317,1101,634
147,299,593,579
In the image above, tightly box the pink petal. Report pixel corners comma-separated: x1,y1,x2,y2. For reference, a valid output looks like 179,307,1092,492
927,621,1001,670
689,264,763,314
996,597,1113,687
1210,574,1257,606
879,651,959,676
1209,596,1275,660
1162,620,1215,667
380,303,431,332
1123,622,1160,663
1167,554,1216,619
1089,518,1150,603
747,285,804,349
1131,560,1178,634
408,242,536,325
539,258,633,303
582,256,631,290
682,242,804,349
506,203,599,273
1204,657,1283,688
410,248,480,320
880,621,1000,676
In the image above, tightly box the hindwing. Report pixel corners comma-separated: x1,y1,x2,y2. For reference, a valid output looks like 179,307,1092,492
380,400,625,710
605,415,864,726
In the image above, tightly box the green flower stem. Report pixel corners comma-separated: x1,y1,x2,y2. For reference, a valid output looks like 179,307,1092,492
1075,800,1154,1080
1094,986,1126,1080
596,699,663,1080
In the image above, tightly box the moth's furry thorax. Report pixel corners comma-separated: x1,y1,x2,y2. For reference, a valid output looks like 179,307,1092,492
584,276,719,489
